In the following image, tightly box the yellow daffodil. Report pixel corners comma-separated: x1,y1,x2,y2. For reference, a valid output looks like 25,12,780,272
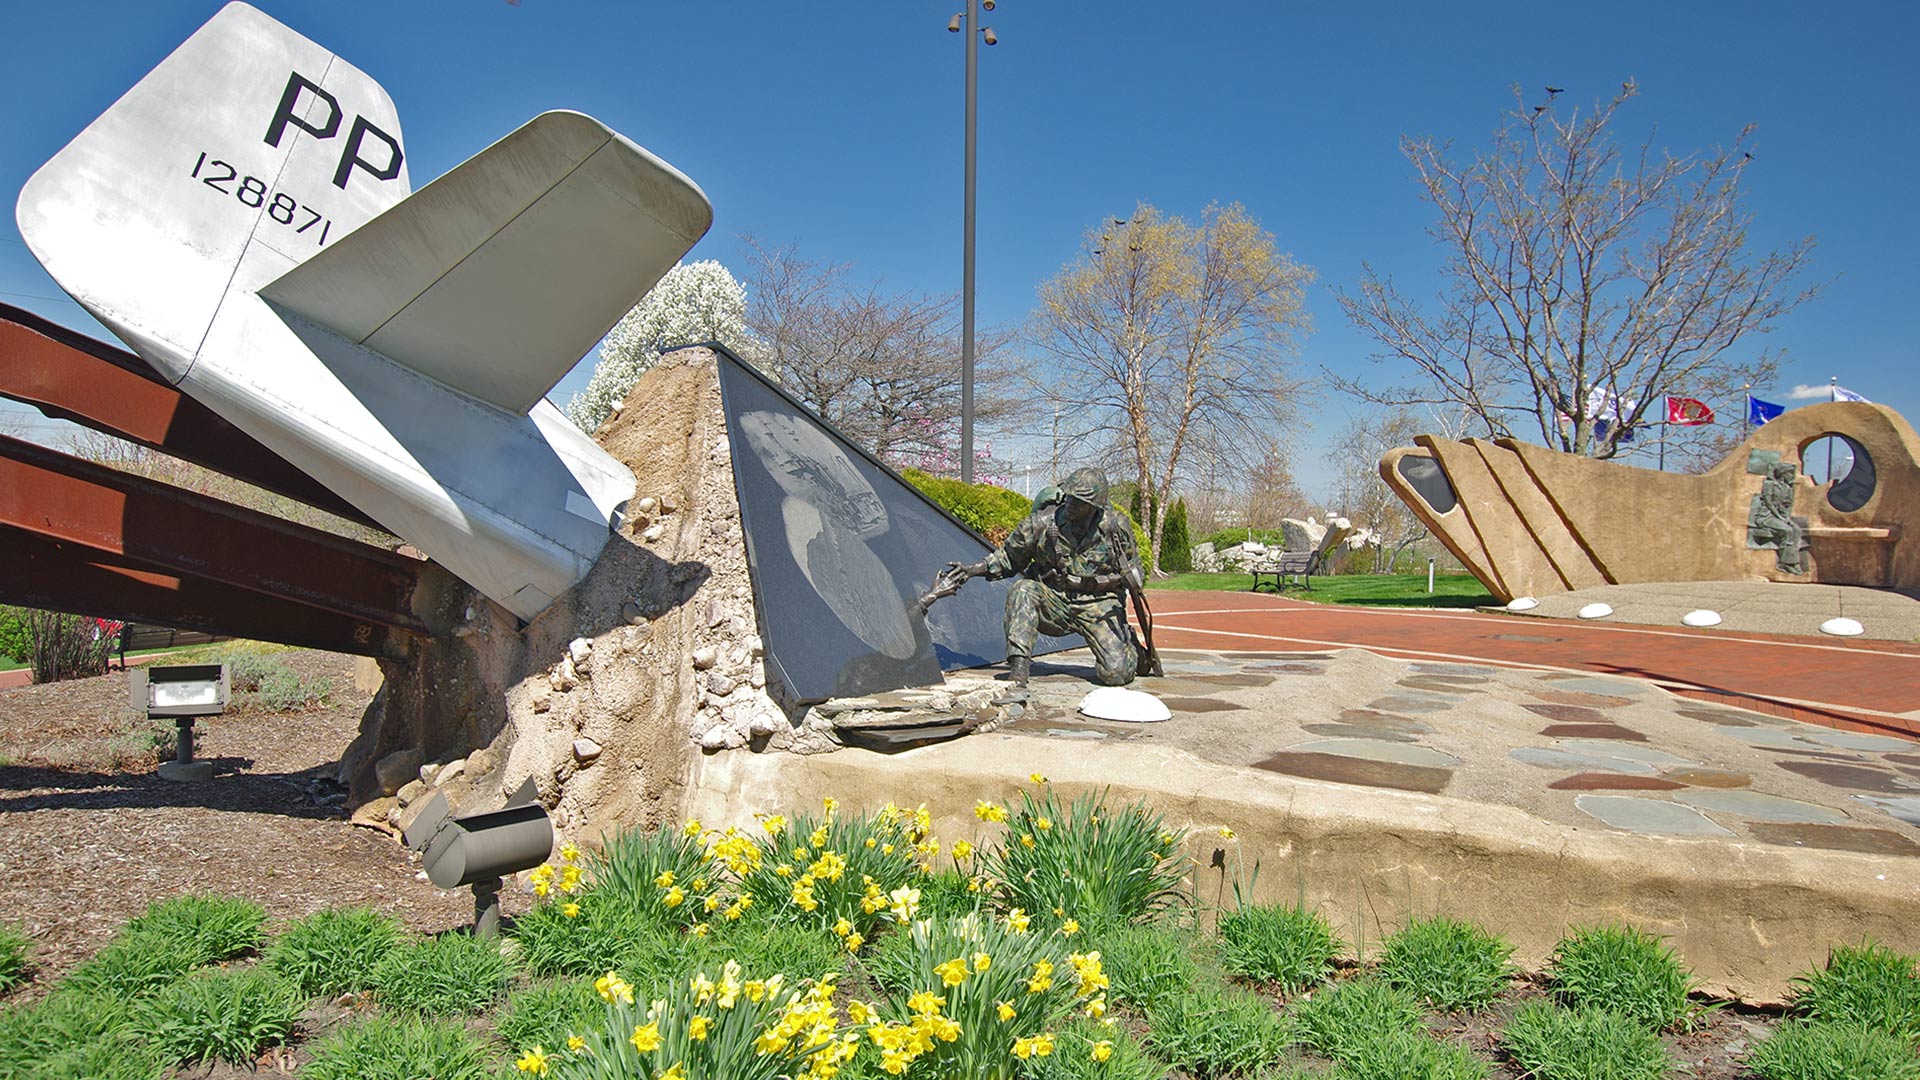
1092,1039,1114,1062
514,1046,550,1074
1020,833,1036,849
1030,772,1048,784
559,841,581,861
661,1064,686,1080
1061,918,1080,936
1006,908,1031,933
823,796,839,815
952,839,975,860
1036,817,1053,831
844,931,865,953
907,990,946,1016
997,1000,1017,1021
595,971,634,1006
689,1015,712,1041
654,870,675,888
934,958,969,986
974,800,1008,823
761,814,789,835
973,951,992,972
848,1000,874,1024
691,922,710,937
682,819,703,837
630,1022,662,1052
1028,958,1055,993
664,886,686,908
888,885,921,923
567,1034,585,1051
1219,826,1236,839
561,902,581,918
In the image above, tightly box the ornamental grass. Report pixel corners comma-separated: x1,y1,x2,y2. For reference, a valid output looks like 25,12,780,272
262,905,403,997
370,931,515,1017
1744,1019,1920,1080
301,1013,492,1080
975,779,1188,930
1374,915,1517,1012
1142,978,1294,1079
1292,977,1423,1063
129,966,303,1066
1784,940,1920,1043
0,924,31,994
1217,902,1343,994
1544,924,1698,1032
1500,1002,1673,1080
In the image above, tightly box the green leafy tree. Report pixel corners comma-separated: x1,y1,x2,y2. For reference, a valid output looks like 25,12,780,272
1159,499,1192,572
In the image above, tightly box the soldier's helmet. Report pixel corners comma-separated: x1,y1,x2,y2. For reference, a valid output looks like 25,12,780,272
1060,467,1110,507
1032,484,1062,511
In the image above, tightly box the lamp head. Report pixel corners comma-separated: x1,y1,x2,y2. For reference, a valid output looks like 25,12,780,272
947,13,962,31
982,26,998,44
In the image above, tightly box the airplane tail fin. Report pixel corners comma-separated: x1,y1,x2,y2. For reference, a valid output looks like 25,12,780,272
16,2,411,380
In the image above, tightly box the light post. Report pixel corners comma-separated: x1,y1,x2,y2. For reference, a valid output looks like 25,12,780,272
948,1,998,482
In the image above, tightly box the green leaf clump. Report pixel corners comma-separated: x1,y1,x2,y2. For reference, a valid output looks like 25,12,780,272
1545,924,1696,1031
1293,977,1423,1063
1785,940,1920,1043
130,966,303,1065
1745,1020,1920,1080
263,905,403,997
1375,915,1517,1011
1501,1002,1673,1080
370,932,514,1017
1144,979,1294,1079
300,1013,491,1080
1217,902,1343,993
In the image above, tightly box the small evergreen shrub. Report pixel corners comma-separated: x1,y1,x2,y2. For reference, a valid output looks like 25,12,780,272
1144,979,1294,1079
1159,498,1193,572
902,467,1032,542
369,932,513,1016
130,967,302,1065
1217,902,1343,993
1293,978,1423,1063
0,606,30,664
1745,1020,1920,1080
1785,940,1920,1043
1501,1003,1673,1080
300,1013,491,1080
1375,915,1517,1011
1545,924,1696,1031
263,906,403,997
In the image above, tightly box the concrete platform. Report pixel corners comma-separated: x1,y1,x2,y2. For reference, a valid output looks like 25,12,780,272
1508,581,1920,644
690,629,1920,1004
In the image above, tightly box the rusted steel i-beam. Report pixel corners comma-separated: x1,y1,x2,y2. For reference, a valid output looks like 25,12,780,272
0,526,394,658
0,433,431,635
0,302,382,530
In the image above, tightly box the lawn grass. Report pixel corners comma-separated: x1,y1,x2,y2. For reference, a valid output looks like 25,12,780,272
1149,571,1493,608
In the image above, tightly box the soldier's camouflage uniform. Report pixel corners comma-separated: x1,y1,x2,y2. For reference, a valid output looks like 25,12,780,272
980,501,1142,686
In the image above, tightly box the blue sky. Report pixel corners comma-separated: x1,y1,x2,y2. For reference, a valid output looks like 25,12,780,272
3,1,1914,498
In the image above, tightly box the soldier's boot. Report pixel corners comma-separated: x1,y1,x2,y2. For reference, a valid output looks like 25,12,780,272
994,655,1032,706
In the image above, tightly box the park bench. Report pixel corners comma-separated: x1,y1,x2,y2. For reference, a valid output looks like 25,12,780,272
1248,549,1321,593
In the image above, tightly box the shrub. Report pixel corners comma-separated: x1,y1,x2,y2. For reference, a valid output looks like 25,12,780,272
21,610,121,684
902,467,1032,543
860,910,1111,1079
301,1013,491,1080
1294,978,1423,1063
1144,979,1294,1079
263,906,403,996
210,645,330,711
252,664,331,711
977,783,1188,930
496,979,603,1059
130,966,302,1065
1329,1029,1490,1080
1500,1002,1672,1080
1217,902,1343,993
1785,940,1920,1043
1092,922,1205,1010
121,893,265,965
370,932,513,1016
1744,1020,1920,1080
1375,915,1517,1011
1545,924,1696,1031
1159,498,1193,572
0,924,31,993
0,607,30,664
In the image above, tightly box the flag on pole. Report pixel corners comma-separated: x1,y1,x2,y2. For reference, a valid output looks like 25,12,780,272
1748,396,1786,425
1665,396,1714,426
1833,385,1870,403
1594,419,1635,444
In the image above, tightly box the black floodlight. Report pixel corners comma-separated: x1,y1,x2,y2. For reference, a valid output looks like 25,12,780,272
407,778,552,937
131,664,229,782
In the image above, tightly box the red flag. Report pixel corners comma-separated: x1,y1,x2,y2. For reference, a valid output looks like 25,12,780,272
1665,396,1714,426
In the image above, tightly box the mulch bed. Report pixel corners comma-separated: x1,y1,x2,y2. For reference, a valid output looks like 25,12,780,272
0,650,524,998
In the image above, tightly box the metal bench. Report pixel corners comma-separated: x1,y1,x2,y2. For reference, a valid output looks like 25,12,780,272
1249,550,1319,592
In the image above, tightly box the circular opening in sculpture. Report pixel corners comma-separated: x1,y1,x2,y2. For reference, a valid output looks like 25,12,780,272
1395,454,1457,515
1800,433,1876,513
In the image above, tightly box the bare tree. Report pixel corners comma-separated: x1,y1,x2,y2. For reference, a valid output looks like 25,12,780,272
1030,202,1314,573
1337,82,1820,459
1324,410,1432,572
741,238,1026,475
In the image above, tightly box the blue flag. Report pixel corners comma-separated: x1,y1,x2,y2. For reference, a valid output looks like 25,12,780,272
1594,419,1635,444
1748,396,1786,425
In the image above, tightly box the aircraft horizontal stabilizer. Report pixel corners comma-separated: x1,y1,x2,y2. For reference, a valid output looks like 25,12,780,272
260,111,712,414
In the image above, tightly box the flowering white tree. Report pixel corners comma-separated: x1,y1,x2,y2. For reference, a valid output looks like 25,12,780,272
566,260,753,432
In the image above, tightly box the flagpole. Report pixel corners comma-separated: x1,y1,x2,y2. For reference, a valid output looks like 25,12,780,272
1742,388,1751,441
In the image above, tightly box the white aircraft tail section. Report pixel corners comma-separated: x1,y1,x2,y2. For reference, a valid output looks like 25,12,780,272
16,3,714,621
17,2,409,382
262,111,712,414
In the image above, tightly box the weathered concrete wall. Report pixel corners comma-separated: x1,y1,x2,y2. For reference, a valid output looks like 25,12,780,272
1383,402,1920,601
686,733,1920,1004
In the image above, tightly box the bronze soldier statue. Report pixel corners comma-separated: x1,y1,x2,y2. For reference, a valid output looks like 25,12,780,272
923,467,1161,694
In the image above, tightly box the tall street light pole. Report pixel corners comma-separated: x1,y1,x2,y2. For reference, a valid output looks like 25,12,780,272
949,1,996,483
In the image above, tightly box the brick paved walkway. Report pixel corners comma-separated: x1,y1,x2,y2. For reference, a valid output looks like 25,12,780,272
1146,591,1920,739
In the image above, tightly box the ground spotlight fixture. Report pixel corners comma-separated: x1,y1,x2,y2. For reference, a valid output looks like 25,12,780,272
948,13,962,31
983,26,997,44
